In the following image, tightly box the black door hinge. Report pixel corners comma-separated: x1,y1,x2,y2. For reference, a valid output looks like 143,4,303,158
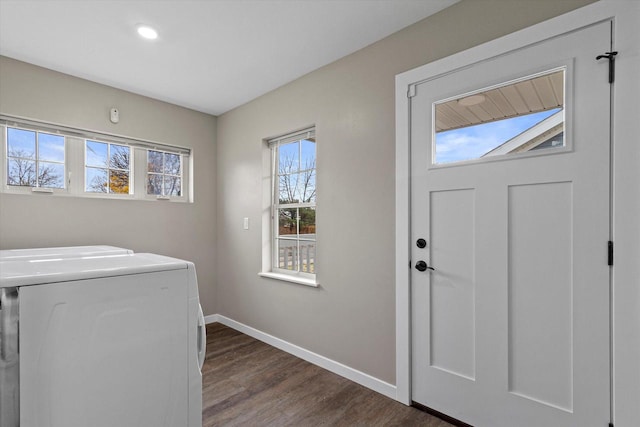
608,241,614,266
596,51,618,84
609,422,614,427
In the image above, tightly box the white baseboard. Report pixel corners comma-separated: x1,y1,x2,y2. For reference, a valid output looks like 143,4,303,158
203,314,219,325
204,313,397,401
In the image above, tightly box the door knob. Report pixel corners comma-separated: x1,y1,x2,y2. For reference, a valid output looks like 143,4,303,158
415,260,434,271
416,238,427,248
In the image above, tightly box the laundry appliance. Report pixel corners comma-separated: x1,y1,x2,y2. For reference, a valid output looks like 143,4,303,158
0,252,205,427
0,245,133,262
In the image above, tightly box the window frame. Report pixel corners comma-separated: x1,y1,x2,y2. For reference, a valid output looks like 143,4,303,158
84,139,133,196
429,64,572,169
3,125,67,194
0,115,192,202
260,127,318,287
145,149,184,199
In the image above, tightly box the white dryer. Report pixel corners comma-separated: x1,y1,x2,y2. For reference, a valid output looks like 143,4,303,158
0,253,205,427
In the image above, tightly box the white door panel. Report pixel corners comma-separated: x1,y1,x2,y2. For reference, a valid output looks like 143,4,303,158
411,21,611,427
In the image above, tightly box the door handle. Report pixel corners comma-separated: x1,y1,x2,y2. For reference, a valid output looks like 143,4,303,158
415,260,434,272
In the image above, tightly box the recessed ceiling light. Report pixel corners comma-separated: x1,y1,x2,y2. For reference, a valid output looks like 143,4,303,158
137,25,158,40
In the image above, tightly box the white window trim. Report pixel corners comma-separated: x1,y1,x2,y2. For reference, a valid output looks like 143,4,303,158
0,115,192,202
260,126,318,286
258,271,318,288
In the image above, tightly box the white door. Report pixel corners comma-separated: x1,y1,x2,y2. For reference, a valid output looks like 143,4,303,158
410,21,611,427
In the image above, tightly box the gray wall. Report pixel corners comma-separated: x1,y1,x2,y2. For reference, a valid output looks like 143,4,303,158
215,0,596,385
0,56,217,315
0,0,596,387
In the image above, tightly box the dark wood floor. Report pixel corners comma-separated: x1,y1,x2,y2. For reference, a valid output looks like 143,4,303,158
202,323,454,426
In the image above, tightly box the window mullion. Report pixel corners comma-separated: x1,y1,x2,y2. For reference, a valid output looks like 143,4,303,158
133,147,146,197
273,144,279,215
161,152,166,196
67,137,80,195
127,146,133,195
272,145,279,271
34,132,40,188
0,127,6,188
296,207,301,272
106,143,111,194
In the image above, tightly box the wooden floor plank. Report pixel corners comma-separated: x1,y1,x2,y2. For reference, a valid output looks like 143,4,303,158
202,323,453,426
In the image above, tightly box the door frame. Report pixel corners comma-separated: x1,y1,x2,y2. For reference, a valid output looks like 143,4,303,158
395,2,640,425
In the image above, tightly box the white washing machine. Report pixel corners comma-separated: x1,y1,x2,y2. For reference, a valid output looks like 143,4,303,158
0,252,205,427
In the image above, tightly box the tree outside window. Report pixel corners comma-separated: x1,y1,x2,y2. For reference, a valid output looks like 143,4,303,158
147,150,182,196
7,127,65,188
85,140,130,194
273,133,316,275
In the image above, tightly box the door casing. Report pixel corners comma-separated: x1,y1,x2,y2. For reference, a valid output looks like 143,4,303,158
395,4,639,425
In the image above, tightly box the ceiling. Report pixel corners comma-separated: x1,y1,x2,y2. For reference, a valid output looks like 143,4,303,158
0,0,458,116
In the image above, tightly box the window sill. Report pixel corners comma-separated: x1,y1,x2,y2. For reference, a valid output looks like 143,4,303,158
1,188,191,203
258,272,319,288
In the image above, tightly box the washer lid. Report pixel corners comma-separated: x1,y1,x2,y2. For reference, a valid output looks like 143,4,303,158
0,253,189,288
0,245,132,262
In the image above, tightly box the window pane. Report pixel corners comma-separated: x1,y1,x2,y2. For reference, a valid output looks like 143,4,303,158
148,150,163,173
39,133,65,162
299,207,316,236
7,128,36,159
86,167,108,192
434,69,565,164
279,174,300,203
109,170,129,194
147,174,162,195
8,158,36,186
278,208,297,236
109,144,130,170
277,239,298,271
86,140,108,167
164,176,181,196
279,141,299,173
279,174,315,204
299,241,316,274
299,170,316,203
164,153,180,175
301,138,316,170
280,171,316,204
38,162,65,188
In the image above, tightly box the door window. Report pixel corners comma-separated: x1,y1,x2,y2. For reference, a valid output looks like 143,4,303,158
433,68,565,164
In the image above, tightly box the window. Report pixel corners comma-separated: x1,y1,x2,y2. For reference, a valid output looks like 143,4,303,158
262,127,317,285
433,68,566,165
6,127,65,189
85,140,131,194
1,115,191,202
147,150,182,197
